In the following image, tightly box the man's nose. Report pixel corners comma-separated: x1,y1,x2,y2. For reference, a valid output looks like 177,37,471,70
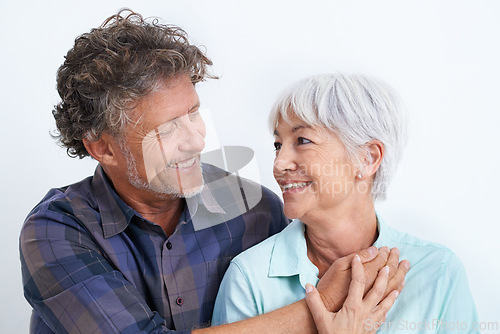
178,116,206,153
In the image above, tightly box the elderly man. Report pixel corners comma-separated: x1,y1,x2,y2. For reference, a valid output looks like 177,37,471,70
20,10,406,333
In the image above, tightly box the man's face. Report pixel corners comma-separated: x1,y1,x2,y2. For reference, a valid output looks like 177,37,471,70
120,74,206,198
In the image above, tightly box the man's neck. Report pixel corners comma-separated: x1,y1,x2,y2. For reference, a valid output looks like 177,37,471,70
105,169,185,237
129,195,185,237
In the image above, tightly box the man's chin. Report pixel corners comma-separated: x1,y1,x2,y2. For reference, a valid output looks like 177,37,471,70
143,179,204,199
178,184,204,198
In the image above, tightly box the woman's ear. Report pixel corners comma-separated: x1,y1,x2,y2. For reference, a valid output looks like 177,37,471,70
361,140,384,178
82,133,119,167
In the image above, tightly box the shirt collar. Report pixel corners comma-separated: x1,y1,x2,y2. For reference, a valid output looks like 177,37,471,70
268,215,391,289
373,215,396,248
268,219,320,288
92,165,137,238
92,164,226,238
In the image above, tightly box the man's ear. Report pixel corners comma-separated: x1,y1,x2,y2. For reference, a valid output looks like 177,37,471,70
82,133,119,167
361,140,385,178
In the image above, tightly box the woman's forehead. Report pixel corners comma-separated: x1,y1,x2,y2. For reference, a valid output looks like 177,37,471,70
274,115,327,137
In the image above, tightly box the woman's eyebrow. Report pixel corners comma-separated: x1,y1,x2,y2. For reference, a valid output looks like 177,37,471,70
292,124,312,133
274,124,312,136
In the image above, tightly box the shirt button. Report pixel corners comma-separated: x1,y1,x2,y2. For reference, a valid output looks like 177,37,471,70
166,241,172,250
176,297,183,306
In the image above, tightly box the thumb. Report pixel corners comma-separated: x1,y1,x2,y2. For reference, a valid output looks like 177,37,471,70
305,283,330,332
357,246,378,263
336,246,378,271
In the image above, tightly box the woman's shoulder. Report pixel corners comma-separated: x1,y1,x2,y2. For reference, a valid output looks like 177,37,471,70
380,221,466,275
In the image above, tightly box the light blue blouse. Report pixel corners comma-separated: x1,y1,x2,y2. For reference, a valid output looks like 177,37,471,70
212,218,479,333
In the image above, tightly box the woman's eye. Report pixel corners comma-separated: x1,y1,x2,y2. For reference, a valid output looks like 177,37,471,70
297,137,311,145
273,142,282,151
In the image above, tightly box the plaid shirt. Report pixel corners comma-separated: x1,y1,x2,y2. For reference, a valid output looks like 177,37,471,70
20,164,288,333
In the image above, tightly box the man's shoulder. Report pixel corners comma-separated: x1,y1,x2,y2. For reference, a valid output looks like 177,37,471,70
22,175,97,231
230,231,279,273
229,220,302,271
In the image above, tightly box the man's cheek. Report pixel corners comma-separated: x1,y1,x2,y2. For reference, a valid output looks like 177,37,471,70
142,145,170,184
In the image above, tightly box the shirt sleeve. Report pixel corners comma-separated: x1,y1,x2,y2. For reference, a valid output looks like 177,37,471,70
436,253,480,334
20,206,190,334
211,260,259,326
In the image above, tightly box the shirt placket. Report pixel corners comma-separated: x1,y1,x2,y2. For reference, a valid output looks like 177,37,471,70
162,220,202,330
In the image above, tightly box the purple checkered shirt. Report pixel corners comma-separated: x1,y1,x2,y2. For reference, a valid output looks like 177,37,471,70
20,164,288,333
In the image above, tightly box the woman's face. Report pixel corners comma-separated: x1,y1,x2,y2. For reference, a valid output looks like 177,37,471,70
273,113,360,221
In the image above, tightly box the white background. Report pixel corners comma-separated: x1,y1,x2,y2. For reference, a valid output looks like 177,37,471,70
1,0,499,332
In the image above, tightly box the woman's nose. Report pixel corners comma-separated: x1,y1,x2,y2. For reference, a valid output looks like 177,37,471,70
273,145,297,174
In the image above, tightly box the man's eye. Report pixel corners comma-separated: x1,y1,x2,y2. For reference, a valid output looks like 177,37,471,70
273,142,282,151
158,126,175,138
297,137,311,145
188,110,200,121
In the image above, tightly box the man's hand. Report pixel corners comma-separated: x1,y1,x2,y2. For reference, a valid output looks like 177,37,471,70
305,255,400,334
316,247,409,312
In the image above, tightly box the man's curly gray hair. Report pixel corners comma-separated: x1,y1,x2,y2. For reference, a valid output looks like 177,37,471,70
52,9,216,158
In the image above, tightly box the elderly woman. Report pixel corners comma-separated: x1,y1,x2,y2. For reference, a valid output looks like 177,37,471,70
212,73,478,332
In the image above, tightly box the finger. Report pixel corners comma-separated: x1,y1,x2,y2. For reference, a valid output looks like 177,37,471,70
362,246,390,292
364,265,389,307
305,283,330,333
333,246,378,271
386,248,400,280
366,246,390,270
372,289,399,324
383,259,409,299
344,255,365,304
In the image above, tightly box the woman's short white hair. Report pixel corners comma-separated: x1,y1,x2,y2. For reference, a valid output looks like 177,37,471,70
269,73,408,201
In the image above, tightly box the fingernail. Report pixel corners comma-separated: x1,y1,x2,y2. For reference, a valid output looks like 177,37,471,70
404,261,410,270
355,254,361,262
401,280,406,287
384,266,389,275
368,246,377,255
305,283,314,294
394,290,399,298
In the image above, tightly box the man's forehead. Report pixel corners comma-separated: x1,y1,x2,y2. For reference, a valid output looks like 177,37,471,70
127,91,200,133
129,99,200,131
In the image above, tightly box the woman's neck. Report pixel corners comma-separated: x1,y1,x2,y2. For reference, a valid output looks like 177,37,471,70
304,199,378,278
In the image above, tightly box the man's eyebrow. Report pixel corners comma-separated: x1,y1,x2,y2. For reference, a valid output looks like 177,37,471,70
189,102,200,112
160,101,200,124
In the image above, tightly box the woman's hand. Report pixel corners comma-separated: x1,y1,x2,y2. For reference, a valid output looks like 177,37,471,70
316,247,408,313
305,254,401,333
